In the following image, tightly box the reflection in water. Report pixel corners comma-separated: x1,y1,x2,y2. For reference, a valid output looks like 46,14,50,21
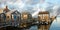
38,25,50,30
0,16,60,30
29,16,60,30
29,25,38,30
25,24,50,30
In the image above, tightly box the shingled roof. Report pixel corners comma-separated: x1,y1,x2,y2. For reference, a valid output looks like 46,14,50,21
39,11,49,14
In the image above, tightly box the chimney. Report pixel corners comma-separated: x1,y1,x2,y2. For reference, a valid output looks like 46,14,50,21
4,6,9,12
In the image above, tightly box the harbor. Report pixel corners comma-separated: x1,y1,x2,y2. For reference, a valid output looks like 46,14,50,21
0,6,56,30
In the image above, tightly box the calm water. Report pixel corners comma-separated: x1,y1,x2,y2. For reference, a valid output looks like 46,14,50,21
49,16,60,30
0,16,60,30
28,16,60,30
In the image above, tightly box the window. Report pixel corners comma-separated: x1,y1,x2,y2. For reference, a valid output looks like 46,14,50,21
38,14,43,20
12,14,17,20
23,14,28,19
12,15,14,19
24,15,27,18
1,14,4,18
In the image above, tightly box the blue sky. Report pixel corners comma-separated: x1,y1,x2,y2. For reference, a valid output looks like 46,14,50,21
46,0,60,4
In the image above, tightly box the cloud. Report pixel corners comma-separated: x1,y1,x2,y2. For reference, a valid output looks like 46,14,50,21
54,5,60,16
0,0,60,17
40,0,45,3
46,5,60,16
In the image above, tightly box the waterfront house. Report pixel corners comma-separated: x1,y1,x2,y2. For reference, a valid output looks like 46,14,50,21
38,11,50,24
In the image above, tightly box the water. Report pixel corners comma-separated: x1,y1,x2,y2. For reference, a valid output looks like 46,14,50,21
0,16,60,30
49,16,60,30
29,25,38,30
28,16,60,30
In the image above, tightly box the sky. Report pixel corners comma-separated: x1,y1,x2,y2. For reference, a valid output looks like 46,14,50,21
0,0,60,17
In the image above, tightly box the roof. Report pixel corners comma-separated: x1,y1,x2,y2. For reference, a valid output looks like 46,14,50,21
0,9,4,14
6,10,16,14
21,12,31,14
38,11,49,14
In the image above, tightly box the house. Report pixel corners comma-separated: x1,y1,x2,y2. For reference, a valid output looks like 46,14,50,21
0,6,10,22
11,10,21,21
19,12,32,28
11,10,21,26
38,11,50,24
0,6,9,26
21,12,32,20
6,10,21,26
6,10,21,21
